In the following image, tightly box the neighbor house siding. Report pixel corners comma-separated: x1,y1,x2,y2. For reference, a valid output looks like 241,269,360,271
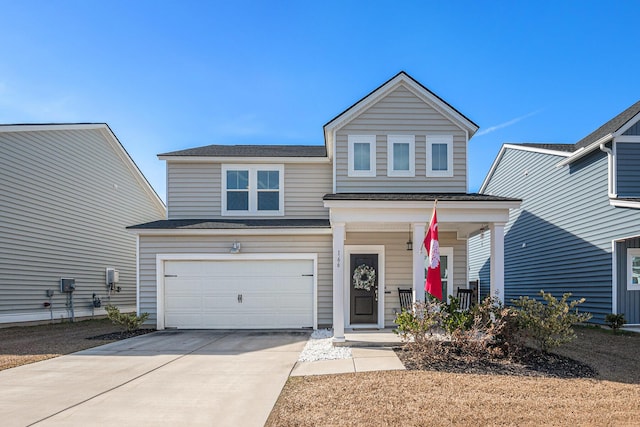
335,85,467,192
166,161,331,220
345,231,466,326
615,237,640,324
470,147,640,323
0,128,166,323
138,234,333,326
616,142,640,197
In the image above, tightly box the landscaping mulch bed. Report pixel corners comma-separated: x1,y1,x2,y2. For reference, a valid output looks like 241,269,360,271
395,345,596,379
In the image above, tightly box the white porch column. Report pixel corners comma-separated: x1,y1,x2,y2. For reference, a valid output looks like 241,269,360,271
490,222,505,302
412,223,426,304
332,222,346,343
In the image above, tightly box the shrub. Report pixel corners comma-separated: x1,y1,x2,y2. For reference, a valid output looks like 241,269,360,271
394,300,445,352
105,304,150,332
511,290,592,352
605,313,626,334
441,296,473,335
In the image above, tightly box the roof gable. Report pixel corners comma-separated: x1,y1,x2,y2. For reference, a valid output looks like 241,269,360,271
575,100,640,149
323,71,479,160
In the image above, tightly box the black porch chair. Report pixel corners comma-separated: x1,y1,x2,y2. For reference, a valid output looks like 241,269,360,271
398,288,413,312
456,288,474,311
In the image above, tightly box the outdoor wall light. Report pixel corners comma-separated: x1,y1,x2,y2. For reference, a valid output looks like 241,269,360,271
230,241,241,254
406,226,413,251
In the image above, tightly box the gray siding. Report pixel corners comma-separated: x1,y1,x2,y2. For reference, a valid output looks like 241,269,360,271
0,128,166,323
616,237,640,324
335,85,467,193
616,142,640,197
470,147,640,323
622,121,640,136
166,161,331,220
345,231,466,326
138,234,333,326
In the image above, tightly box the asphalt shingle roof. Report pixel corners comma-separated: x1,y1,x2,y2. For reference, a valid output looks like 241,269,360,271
575,100,640,149
514,143,576,152
128,218,331,230
159,144,327,157
323,193,520,202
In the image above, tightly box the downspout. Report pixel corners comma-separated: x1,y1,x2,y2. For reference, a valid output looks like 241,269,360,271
599,143,617,198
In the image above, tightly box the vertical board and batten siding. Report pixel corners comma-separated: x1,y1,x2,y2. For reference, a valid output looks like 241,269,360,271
138,234,333,326
335,85,467,193
166,161,331,220
469,147,640,323
0,129,166,323
345,231,466,326
616,143,640,197
616,237,640,324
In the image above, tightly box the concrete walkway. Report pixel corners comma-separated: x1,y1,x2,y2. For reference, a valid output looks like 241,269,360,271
291,346,405,376
0,330,309,427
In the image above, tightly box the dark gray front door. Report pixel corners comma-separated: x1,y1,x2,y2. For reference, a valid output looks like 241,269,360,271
350,254,378,324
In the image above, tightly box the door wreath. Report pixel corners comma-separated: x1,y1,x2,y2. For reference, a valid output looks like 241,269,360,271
352,264,376,291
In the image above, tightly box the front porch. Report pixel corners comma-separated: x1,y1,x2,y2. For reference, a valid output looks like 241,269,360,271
323,193,521,342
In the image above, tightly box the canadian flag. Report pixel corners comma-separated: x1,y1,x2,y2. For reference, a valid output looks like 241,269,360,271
424,207,442,300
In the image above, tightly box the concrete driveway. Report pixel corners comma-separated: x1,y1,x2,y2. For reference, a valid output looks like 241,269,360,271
0,330,310,427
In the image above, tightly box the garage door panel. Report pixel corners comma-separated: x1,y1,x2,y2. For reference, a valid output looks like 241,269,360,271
164,259,314,329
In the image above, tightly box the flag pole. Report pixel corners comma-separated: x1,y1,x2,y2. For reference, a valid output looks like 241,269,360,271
420,198,438,252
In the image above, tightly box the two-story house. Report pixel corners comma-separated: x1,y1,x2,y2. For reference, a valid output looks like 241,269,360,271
469,100,640,325
128,72,520,341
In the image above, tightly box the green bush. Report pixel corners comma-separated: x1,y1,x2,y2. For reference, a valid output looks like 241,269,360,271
105,304,150,332
605,313,626,334
394,300,446,351
441,296,473,334
511,290,592,352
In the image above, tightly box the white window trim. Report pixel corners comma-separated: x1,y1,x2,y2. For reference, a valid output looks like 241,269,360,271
387,135,415,177
426,134,454,177
221,164,284,216
627,248,640,290
348,135,376,177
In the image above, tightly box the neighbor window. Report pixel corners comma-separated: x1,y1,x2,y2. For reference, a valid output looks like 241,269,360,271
222,165,284,215
426,135,453,177
628,248,640,290
348,135,376,177
387,135,415,177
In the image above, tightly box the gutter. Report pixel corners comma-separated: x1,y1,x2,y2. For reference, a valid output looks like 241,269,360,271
556,133,613,167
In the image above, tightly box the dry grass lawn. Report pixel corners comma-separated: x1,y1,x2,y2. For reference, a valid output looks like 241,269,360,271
0,318,135,371
267,327,640,426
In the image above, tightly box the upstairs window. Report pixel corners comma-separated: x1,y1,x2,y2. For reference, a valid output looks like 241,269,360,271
222,165,284,216
387,135,415,177
348,135,376,177
426,135,453,177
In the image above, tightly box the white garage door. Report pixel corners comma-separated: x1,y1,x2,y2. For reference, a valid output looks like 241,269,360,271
163,259,314,329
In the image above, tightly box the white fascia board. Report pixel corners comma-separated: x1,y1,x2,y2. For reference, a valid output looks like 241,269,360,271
329,206,512,224
556,134,613,167
481,144,572,193
158,155,329,163
0,123,107,133
610,199,640,209
128,227,332,236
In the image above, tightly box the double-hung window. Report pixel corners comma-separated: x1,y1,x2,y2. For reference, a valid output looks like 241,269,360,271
348,135,376,177
387,135,415,177
222,164,284,215
426,135,453,177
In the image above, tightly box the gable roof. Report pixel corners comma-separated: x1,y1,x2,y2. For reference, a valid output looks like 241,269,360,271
575,100,640,149
323,71,479,160
0,123,165,212
159,144,326,158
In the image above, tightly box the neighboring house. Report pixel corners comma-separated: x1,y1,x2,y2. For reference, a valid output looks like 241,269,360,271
128,72,520,341
0,124,166,324
469,101,640,324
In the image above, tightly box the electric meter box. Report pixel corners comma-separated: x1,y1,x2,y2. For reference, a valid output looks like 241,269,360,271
60,278,76,293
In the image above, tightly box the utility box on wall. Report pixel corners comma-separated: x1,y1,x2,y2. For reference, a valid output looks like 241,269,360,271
106,268,119,287
60,278,76,293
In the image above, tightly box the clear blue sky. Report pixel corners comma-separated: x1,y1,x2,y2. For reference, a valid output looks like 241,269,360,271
1,1,638,200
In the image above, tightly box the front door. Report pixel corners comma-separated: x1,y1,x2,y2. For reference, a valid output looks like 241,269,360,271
350,254,378,324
